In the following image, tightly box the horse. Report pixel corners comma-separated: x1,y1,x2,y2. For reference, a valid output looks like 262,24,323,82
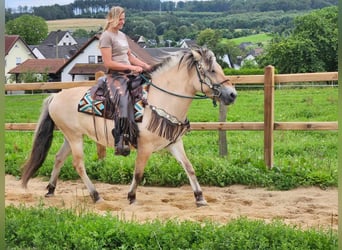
21,47,237,207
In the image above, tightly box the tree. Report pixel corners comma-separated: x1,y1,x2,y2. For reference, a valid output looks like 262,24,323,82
196,29,241,67
6,14,48,45
123,18,156,40
258,36,325,73
292,6,337,72
196,28,222,50
257,6,337,73
72,28,90,38
215,40,242,67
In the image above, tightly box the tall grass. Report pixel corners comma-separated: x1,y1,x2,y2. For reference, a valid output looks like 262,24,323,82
5,87,338,189
5,205,337,249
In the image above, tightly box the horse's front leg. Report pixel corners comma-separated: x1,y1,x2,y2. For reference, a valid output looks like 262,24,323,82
168,140,207,207
127,148,152,204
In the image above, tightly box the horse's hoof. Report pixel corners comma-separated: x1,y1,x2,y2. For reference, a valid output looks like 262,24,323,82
45,193,55,198
196,200,208,207
129,199,136,205
91,190,101,203
95,197,104,203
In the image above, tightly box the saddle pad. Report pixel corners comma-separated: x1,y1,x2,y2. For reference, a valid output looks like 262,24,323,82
78,90,105,117
78,85,148,122
134,83,148,122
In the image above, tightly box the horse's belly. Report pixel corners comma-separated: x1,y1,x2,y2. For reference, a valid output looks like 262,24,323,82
49,87,114,143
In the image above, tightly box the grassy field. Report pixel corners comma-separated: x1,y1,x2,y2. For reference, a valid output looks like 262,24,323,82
47,18,104,32
5,87,338,189
231,33,273,44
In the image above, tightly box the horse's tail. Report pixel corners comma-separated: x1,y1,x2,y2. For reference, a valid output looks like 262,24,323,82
21,95,56,188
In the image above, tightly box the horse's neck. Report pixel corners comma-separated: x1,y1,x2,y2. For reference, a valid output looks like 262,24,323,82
148,68,195,121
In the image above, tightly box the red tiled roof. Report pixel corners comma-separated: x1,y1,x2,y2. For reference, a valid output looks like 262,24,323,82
68,63,106,75
5,35,20,55
8,59,67,74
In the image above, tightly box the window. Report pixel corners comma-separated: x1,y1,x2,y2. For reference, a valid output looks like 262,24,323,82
16,57,21,65
97,56,103,63
88,55,95,64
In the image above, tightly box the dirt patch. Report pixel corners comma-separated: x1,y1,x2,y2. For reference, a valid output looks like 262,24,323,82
5,175,337,230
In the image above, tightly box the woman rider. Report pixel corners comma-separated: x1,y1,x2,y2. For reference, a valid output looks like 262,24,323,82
99,6,151,156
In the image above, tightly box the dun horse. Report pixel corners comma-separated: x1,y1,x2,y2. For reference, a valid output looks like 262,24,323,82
21,47,237,206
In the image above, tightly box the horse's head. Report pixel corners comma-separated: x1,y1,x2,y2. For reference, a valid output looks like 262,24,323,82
184,47,237,105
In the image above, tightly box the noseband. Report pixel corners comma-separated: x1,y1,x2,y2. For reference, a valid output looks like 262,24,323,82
194,61,231,100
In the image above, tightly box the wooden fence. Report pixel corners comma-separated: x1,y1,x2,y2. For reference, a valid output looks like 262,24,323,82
4,67,338,168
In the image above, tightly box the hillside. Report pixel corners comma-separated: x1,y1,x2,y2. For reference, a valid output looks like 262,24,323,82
47,18,104,32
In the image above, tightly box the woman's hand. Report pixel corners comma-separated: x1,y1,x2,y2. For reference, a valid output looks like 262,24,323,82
130,65,143,73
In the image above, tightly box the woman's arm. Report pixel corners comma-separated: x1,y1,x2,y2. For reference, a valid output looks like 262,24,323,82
101,47,142,72
127,50,151,71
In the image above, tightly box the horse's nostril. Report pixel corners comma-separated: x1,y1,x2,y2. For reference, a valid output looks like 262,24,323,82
230,92,237,99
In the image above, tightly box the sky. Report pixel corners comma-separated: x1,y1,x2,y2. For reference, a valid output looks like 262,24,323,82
5,0,74,9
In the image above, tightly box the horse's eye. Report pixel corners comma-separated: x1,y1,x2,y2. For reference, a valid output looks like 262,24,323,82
211,70,216,73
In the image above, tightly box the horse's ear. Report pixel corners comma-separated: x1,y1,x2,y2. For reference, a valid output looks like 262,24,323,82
191,48,202,62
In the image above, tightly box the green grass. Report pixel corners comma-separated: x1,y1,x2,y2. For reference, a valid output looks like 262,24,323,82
230,33,273,44
4,87,338,189
5,205,337,249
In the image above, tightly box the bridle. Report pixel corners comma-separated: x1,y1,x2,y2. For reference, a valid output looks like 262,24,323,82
140,61,231,106
194,61,231,100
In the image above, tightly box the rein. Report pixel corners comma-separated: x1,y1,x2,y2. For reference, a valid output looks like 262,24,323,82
140,74,209,100
140,61,229,107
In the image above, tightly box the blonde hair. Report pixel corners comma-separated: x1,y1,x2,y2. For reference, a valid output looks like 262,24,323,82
103,6,125,31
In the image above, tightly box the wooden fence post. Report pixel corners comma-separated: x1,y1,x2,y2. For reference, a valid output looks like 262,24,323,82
94,71,107,160
264,65,275,169
218,103,228,156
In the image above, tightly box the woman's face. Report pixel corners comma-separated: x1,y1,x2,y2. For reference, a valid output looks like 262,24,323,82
114,12,125,30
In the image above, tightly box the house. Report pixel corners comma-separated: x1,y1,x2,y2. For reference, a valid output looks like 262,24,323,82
60,34,158,82
31,30,87,59
31,44,80,59
41,30,78,46
179,39,197,49
5,35,36,83
8,58,66,83
7,32,160,84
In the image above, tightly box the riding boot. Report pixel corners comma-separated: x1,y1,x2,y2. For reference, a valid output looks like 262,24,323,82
112,125,130,157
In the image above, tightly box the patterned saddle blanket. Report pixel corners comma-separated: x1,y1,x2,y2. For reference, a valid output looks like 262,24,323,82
78,82,149,122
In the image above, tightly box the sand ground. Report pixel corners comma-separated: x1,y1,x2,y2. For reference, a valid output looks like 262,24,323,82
5,175,338,230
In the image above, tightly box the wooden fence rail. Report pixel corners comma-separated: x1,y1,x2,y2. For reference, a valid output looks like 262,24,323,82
4,67,338,168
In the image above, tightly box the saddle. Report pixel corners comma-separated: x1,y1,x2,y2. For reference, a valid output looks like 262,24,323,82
78,74,149,122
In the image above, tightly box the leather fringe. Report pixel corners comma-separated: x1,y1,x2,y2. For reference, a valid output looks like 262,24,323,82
147,106,190,143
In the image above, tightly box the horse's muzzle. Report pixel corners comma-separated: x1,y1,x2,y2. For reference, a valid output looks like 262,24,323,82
220,87,237,105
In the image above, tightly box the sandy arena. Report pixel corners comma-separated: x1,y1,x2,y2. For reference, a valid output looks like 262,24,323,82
5,175,338,230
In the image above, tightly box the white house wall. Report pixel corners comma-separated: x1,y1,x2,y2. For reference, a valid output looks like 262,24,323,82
58,32,78,46
61,39,101,82
5,39,35,83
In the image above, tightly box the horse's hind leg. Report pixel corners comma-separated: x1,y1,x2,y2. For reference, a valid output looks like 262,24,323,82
69,137,102,203
168,140,207,207
46,138,71,197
